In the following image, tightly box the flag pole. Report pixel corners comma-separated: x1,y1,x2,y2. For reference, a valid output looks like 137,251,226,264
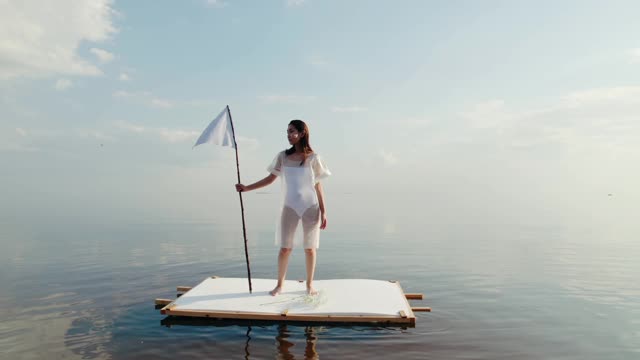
226,105,253,293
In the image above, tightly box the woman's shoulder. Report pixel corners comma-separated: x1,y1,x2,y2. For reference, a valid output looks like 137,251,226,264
309,151,322,160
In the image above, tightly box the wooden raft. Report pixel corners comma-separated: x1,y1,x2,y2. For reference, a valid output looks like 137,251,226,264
155,277,430,325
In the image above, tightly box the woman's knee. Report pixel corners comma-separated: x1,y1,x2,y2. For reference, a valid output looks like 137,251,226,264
304,248,315,255
280,247,292,255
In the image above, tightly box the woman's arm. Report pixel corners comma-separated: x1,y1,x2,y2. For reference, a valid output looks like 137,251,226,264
235,174,277,192
315,182,327,229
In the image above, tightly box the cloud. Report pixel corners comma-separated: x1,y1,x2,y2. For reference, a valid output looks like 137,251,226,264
457,86,640,151
74,129,115,142
331,106,368,113
258,94,317,104
116,121,200,143
116,121,145,133
405,117,432,128
379,149,397,166
460,99,511,129
205,0,228,8
0,0,117,79
562,86,640,107
90,47,115,63
0,126,116,153
116,120,259,147
286,0,306,7
55,79,73,91
113,90,174,109
149,98,173,109
307,56,328,67
158,128,200,143
0,143,40,153
236,136,260,150
630,48,640,63
118,73,130,81
113,91,225,109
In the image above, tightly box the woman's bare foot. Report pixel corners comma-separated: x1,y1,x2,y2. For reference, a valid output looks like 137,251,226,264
306,286,318,296
269,285,282,296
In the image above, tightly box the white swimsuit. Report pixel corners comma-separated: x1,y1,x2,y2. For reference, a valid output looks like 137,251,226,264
267,151,331,249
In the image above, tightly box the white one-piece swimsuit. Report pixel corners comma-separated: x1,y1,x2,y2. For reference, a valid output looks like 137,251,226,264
267,151,331,249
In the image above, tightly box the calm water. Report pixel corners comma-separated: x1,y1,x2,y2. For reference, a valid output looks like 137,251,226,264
1,197,639,359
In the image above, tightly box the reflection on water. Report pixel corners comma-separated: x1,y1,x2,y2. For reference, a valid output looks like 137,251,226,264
1,217,639,359
275,324,318,360
158,317,410,359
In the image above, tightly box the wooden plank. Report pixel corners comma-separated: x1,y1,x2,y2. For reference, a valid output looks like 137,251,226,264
160,303,177,313
161,308,415,325
411,307,432,312
394,281,417,326
405,293,424,300
154,298,173,306
176,286,192,292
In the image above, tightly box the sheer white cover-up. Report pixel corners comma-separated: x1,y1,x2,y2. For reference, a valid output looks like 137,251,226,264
267,151,331,249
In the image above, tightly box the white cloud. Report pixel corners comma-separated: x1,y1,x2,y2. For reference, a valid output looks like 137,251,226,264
113,91,224,109
630,48,640,63
0,0,117,79
236,136,260,150
74,129,115,142
90,47,115,63
116,120,145,133
118,73,130,81
286,0,306,7
205,0,228,8
116,120,259,146
457,86,640,150
0,143,40,153
158,128,200,143
307,56,328,67
331,106,368,113
150,98,173,109
55,78,73,91
258,94,317,104
562,86,640,107
405,117,432,128
1,126,116,153
460,99,511,129
113,90,174,109
379,149,397,166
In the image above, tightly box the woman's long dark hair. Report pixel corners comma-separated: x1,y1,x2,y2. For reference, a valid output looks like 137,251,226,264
285,119,313,165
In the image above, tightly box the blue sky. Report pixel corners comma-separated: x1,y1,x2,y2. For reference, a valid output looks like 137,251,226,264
2,0,639,230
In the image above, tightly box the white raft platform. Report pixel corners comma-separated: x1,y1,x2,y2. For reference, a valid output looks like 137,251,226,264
156,277,430,326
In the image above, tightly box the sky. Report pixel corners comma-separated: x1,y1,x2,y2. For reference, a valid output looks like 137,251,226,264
1,0,639,231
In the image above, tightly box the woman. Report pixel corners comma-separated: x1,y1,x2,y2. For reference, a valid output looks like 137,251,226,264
235,120,330,296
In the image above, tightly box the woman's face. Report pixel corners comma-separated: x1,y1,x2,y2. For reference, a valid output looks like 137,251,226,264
287,124,302,145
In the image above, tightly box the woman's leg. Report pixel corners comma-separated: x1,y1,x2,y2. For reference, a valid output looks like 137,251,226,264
270,247,292,296
272,207,298,296
301,206,321,295
304,248,317,295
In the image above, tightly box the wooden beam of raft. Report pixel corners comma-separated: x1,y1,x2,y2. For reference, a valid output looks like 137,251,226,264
155,298,173,306
404,293,424,300
411,307,431,312
176,286,192,292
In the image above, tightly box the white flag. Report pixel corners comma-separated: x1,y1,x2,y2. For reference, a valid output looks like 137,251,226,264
193,106,236,148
